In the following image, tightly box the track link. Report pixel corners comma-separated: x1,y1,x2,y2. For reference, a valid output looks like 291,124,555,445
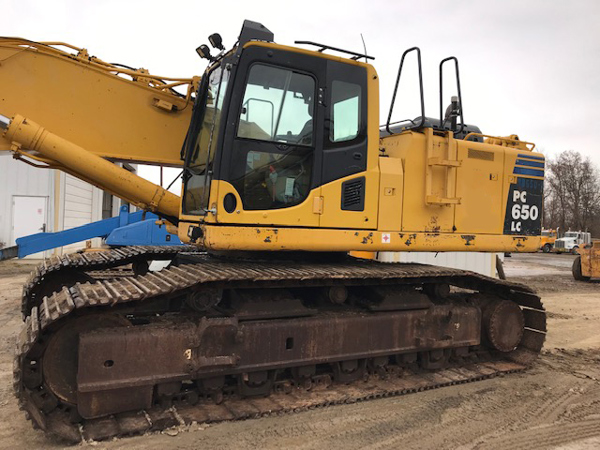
14,257,546,443
77,361,525,442
21,245,196,318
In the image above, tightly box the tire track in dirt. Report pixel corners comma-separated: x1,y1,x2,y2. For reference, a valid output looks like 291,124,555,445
479,418,600,450
457,385,599,450
359,353,600,450
339,381,533,450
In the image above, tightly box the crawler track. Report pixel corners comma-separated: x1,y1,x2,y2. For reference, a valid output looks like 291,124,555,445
14,256,546,443
21,245,197,318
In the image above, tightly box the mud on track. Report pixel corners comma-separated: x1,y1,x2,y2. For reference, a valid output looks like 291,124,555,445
0,254,599,450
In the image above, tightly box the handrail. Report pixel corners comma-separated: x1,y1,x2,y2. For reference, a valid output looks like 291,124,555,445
464,132,536,150
294,40,374,60
385,47,425,135
439,56,464,134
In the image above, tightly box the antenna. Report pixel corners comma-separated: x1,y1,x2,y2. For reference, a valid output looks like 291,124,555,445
360,33,368,63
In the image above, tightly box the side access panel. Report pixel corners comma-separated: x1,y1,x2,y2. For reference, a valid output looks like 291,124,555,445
454,141,505,234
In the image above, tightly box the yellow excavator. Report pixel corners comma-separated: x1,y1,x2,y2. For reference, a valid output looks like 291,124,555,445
2,21,546,442
573,242,600,281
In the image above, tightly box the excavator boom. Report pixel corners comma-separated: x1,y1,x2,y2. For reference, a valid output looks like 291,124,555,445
0,38,197,220
0,38,194,166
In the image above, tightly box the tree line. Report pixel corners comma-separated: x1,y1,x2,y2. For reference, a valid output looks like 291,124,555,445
543,150,600,237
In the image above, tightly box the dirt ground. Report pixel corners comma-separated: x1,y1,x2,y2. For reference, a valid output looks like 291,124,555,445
0,254,599,450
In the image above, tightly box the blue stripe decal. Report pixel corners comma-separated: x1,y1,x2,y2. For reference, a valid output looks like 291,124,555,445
517,153,545,161
516,159,545,168
514,167,544,177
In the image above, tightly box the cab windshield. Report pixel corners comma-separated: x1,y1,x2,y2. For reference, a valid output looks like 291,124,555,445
237,64,314,145
229,64,316,210
183,64,229,215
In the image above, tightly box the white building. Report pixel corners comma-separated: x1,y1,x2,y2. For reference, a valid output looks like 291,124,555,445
377,251,503,278
0,154,132,258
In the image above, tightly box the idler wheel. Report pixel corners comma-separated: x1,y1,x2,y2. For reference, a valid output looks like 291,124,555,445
483,300,525,352
186,287,223,312
42,314,130,404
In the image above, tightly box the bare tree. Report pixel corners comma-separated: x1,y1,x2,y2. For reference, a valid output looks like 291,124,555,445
544,150,600,236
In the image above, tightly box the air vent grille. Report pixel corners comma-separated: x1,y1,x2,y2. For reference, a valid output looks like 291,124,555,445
341,177,365,211
468,148,494,161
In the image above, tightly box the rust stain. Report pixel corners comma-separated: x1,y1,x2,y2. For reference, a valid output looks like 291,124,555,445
361,233,374,245
512,237,527,248
461,235,476,246
264,236,272,243
426,216,441,235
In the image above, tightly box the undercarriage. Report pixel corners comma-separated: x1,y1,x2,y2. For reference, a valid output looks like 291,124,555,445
14,250,546,443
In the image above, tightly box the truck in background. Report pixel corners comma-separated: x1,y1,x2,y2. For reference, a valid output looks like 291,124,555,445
540,229,557,253
554,231,592,254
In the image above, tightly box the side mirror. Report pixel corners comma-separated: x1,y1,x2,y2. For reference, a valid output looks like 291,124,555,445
209,33,225,51
196,44,213,61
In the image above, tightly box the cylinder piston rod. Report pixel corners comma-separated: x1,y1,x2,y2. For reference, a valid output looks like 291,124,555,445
1,113,181,222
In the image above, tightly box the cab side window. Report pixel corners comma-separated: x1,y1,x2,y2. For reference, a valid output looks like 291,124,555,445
321,62,368,185
330,81,361,143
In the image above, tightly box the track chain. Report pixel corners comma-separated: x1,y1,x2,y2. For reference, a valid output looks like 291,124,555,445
21,245,196,318
78,361,526,442
14,257,546,443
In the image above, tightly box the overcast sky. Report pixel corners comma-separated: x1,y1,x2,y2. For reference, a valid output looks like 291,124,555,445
4,0,600,193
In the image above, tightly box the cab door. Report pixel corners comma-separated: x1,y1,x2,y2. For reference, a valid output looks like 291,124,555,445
214,44,327,228
319,60,379,229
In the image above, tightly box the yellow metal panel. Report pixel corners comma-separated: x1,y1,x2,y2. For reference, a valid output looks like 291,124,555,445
0,39,194,166
454,140,505,234
212,180,320,227
384,131,455,232
377,157,404,231
349,251,376,260
199,224,540,253
592,244,600,278
319,171,378,229
580,242,600,278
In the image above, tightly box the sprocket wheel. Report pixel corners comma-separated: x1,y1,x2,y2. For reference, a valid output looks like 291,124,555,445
483,300,525,353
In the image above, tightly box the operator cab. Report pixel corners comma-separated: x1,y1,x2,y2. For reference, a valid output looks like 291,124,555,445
182,20,372,223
